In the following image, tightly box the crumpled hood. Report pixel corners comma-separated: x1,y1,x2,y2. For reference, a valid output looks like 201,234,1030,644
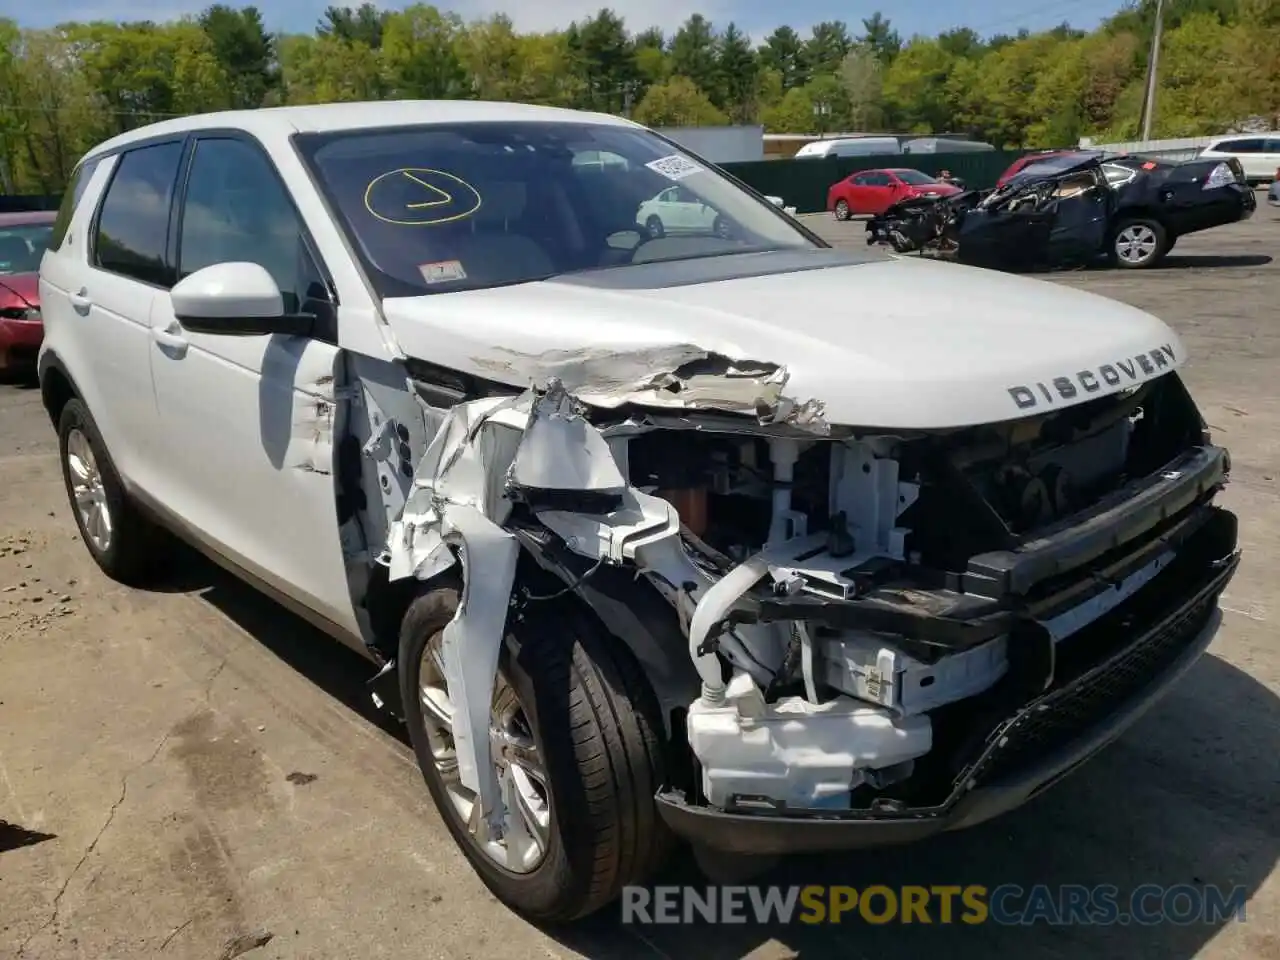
381,255,1184,430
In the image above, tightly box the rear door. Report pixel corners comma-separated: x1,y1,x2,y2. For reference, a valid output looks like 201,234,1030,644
856,172,895,214
147,132,361,639
40,140,186,496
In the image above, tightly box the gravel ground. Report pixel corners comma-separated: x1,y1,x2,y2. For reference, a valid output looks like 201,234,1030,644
2,206,1278,959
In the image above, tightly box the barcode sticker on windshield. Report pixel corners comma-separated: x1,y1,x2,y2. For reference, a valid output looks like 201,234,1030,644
646,155,703,181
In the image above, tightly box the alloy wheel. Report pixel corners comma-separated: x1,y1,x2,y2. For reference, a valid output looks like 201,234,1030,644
418,636,552,873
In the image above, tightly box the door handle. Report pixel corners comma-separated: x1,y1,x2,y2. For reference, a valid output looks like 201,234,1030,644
69,288,91,315
152,322,189,356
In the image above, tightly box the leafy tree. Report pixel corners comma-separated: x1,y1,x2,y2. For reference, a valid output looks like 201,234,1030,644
840,43,884,130
882,37,958,132
316,3,389,48
381,5,469,99
670,15,718,101
758,26,806,89
716,23,757,121
632,75,726,126
199,5,278,109
569,9,637,114
860,12,901,64
803,21,852,76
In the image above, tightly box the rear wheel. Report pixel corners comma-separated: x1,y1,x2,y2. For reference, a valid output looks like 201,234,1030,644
57,398,169,585
399,584,672,922
834,199,851,221
644,215,664,239
1110,217,1168,269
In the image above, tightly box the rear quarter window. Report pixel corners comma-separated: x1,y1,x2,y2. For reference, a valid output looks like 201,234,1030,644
48,157,102,252
1212,138,1264,153
93,140,185,287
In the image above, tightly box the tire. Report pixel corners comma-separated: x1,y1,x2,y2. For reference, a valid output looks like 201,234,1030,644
712,215,731,239
834,199,851,221
399,583,672,923
57,398,169,585
1110,217,1168,269
644,215,664,239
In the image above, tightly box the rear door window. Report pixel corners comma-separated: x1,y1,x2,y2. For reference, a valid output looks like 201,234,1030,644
1215,138,1263,153
93,141,185,287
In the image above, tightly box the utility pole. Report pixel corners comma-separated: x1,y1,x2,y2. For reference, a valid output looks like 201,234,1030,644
1138,0,1166,141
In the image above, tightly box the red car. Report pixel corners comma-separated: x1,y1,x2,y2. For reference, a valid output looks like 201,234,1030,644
995,151,1077,187
0,210,55,375
828,168,963,219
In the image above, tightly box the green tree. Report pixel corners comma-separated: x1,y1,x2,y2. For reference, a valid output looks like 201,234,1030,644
199,5,278,109
317,3,389,47
758,26,806,89
279,32,384,103
632,75,726,126
882,37,957,132
381,5,469,99
860,12,901,64
670,14,719,99
803,21,851,77
568,9,637,114
716,23,758,121
839,43,884,130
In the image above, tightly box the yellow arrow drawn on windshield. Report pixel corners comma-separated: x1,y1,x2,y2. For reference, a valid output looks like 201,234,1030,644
363,167,483,226
402,171,452,209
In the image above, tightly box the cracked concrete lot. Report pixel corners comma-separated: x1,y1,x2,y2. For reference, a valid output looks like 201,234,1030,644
2,209,1279,960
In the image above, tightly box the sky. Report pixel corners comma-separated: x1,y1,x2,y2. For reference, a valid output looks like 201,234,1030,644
1,0,1129,43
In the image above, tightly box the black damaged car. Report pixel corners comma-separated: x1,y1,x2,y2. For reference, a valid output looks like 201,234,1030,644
867,150,1256,271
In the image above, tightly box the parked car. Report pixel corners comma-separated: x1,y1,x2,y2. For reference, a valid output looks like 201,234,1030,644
870,150,1255,270
794,136,902,159
996,150,1075,186
1269,167,1279,207
1198,134,1280,185
40,103,1239,924
828,168,963,219
636,183,730,237
0,210,56,375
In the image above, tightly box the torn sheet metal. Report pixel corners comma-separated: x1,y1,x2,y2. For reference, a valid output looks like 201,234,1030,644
435,502,519,833
470,344,828,434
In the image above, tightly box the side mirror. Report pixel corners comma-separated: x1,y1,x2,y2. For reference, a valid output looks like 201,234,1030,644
170,262,314,337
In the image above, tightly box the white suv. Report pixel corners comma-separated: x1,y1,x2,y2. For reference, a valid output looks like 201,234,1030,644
38,101,1239,922
1199,134,1280,185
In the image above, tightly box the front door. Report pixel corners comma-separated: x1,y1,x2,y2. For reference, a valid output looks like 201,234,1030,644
147,133,361,639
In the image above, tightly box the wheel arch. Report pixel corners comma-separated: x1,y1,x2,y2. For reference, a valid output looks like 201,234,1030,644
38,350,80,428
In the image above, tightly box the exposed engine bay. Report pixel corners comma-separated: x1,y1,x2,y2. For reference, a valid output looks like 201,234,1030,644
373,352,1234,832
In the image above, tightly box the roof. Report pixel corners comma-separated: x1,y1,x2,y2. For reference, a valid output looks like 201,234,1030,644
85,100,638,161
0,210,56,227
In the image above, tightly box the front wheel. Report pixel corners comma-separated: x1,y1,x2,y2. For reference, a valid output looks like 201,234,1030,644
1110,218,1168,269
399,584,672,923
644,215,665,239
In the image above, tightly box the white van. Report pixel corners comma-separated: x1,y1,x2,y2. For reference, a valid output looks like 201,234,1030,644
794,136,902,159
1198,134,1280,185
903,137,995,155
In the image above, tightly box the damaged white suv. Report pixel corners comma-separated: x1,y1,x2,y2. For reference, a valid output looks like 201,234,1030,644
38,102,1239,922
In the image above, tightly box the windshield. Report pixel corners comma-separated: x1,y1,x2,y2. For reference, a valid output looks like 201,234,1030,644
893,170,937,186
296,121,820,296
0,223,52,274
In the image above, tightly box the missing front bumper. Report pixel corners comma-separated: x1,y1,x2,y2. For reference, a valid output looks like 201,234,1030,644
657,510,1239,856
